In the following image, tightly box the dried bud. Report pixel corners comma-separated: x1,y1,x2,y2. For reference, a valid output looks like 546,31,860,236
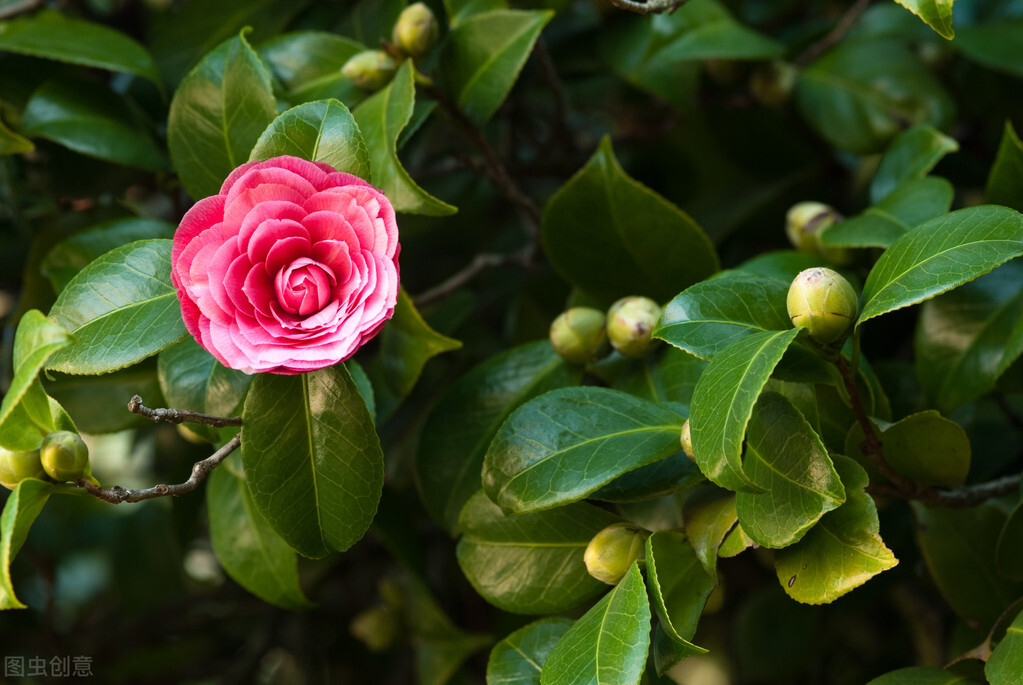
785,202,853,265
584,523,646,585
40,431,90,482
0,447,45,490
606,296,662,358
680,419,694,461
787,268,859,346
750,60,797,108
549,307,609,364
341,50,398,91
392,2,439,59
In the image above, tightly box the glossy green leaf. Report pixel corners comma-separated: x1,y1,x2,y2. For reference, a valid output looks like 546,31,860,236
858,206,1023,328
0,9,162,86
417,341,582,532
655,271,789,360
167,30,277,201
870,124,959,203
987,121,1023,212
893,0,955,39
915,260,1023,412
439,9,552,127
1,478,53,610
20,78,168,171
603,347,707,407
447,0,507,27
736,251,823,284
589,452,700,503
487,618,572,685
646,0,784,62
913,503,1023,629
41,217,176,294
866,667,977,685
996,500,1023,581
241,364,384,559
456,490,618,614
986,608,1023,685
719,521,754,557
46,240,186,375
44,364,163,435
540,563,650,685
775,456,897,604
353,60,456,216
736,393,845,549
644,530,713,660
249,99,371,179
482,387,686,514
956,20,1023,79
207,454,313,610
796,39,954,154
258,32,366,108
849,411,970,489
347,359,375,422
0,116,32,155
822,177,954,249
683,491,738,578
366,289,462,421
542,136,719,303
689,328,800,493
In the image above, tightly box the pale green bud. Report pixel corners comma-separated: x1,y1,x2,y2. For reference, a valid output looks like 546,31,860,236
342,50,398,91
549,307,609,364
0,447,45,490
40,431,90,482
392,2,439,59
750,60,797,108
785,201,853,265
606,296,662,358
680,419,694,461
584,523,646,585
350,606,400,652
786,268,859,346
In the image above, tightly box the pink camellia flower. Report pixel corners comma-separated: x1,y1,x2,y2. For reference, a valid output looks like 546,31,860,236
171,155,400,375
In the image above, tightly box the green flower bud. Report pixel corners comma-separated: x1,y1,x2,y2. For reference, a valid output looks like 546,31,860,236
40,431,89,482
549,307,609,364
750,60,797,108
584,523,646,585
0,447,46,490
350,605,400,652
785,201,853,266
392,2,440,59
786,268,859,346
680,419,694,461
341,50,398,91
606,296,662,358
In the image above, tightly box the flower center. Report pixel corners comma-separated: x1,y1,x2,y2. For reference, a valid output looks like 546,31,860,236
274,258,336,316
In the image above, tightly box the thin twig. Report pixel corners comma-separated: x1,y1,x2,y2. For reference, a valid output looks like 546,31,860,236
129,395,242,428
414,247,534,306
796,0,872,67
74,434,241,504
0,0,43,20
869,474,1022,509
608,0,691,14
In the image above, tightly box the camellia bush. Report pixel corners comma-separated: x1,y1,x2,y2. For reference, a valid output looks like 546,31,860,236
3,0,1023,683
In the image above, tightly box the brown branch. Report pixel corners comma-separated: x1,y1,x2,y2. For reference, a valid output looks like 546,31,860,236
795,0,872,67
414,247,534,306
129,394,243,428
608,0,691,14
74,433,241,504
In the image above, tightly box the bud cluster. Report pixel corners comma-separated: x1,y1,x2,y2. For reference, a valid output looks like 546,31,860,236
342,3,441,92
0,430,92,490
548,296,664,365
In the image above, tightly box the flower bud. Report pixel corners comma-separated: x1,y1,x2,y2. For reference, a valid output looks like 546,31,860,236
786,268,858,346
785,202,853,265
606,297,662,358
750,60,797,108
350,606,400,652
0,447,46,490
341,50,398,91
549,307,609,364
392,2,440,59
584,523,646,585
39,431,89,482
680,419,694,461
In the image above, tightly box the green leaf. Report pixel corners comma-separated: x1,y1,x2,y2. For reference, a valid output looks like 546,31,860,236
590,452,700,503
893,0,955,39
858,206,1023,328
866,667,976,685
848,411,970,489
986,608,1023,685
775,456,897,604
688,328,801,493
249,99,371,179
1,478,53,610
353,60,457,216
601,347,707,407
365,289,462,421
915,260,1023,412
683,491,738,578
439,9,553,127
416,341,581,532
796,39,954,154
482,387,686,514
41,217,176,294
456,491,618,614
654,271,790,360
736,393,845,549
44,364,163,435
241,364,384,559
258,32,367,108
822,177,954,249
46,240,187,375
644,530,713,661
337,0,406,47
0,116,32,155
870,124,959,203
987,121,1023,212
542,136,719,303
913,503,1023,629
541,563,650,685
207,454,313,610
0,9,162,86
446,0,508,27
167,29,277,201
20,78,169,171
736,250,823,284
487,618,573,685
956,20,1023,80
996,500,1023,581
645,0,784,62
